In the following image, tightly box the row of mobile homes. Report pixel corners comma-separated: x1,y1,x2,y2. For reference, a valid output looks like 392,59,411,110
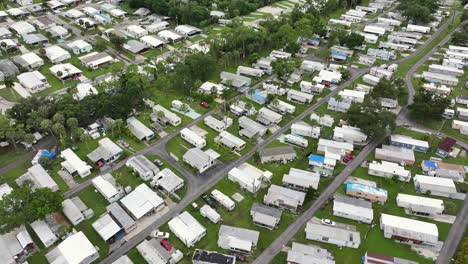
305,220,361,248
169,211,206,247
333,125,367,144
218,225,259,253
180,128,206,148
126,155,159,181
183,148,214,173
390,134,429,152
200,205,221,224
396,193,444,216
215,131,246,152
282,168,320,191
204,115,232,132
375,145,415,165
211,189,235,211
380,214,438,245
264,184,306,211
368,161,411,182
92,174,123,203
423,83,452,95
291,122,320,138
346,183,388,203
333,195,374,223
250,203,282,230
414,175,457,197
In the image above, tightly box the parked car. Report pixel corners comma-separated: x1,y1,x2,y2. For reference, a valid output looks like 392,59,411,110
202,194,215,205
321,218,335,226
97,160,105,167
152,231,170,239
160,239,173,251
342,153,354,163
199,101,209,108
153,159,164,167
232,252,247,261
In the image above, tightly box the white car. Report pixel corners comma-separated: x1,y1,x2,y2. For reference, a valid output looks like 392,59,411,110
152,231,170,239
321,218,336,226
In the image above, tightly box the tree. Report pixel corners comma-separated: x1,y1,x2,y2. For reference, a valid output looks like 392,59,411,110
0,182,63,234
272,58,295,80
40,119,53,134
52,113,65,125
66,117,79,129
409,90,451,121
338,32,365,49
95,38,108,52
346,100,396,138
339,67,351,81
110,119,125,136
52,123,66,140
109,35,125,50
79,131,91,150
3,77,16,100
39,156,54,170
451,31,468,46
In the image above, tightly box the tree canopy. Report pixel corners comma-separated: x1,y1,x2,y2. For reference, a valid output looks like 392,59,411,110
0,182,63,234
346,100,396,138
409,90,451,121
398,0,437,24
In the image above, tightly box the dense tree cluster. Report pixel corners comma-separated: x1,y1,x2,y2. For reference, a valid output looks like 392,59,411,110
0,182,63,234
398,0,438,24
370,78,407,101
346,100,396,138
127,0,280,26
409,90,451,121
338,32,365,49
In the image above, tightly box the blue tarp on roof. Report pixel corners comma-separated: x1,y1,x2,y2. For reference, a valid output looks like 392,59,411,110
423,160,439,170
331,51,347,60
309,154,325,163
40,150,56,159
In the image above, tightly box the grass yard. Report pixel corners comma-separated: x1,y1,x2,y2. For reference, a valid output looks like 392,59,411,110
0,146,27,168
143,47,169,59
0,87,22,102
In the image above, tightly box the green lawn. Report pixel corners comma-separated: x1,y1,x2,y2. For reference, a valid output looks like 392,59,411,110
0,146,27,168
0,87,22,102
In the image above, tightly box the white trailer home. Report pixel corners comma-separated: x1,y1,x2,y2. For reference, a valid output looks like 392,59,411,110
168,211,206,247
328,19,352,28
448,45,468,54
282,168,320,191
269,99,296,114
60,148,91,178
340,14,363,23
422,83,452,95
200,205,221,224
92,174,123,203
152,104,181,126
211,189,235,211
300,60,325,72
377,17,401,26
390,134,429,152
356,5,378,13
356,83,374,94
380,214,438,245
333,195,374,224
284,134,308,148
126,155,159,181
442,58,465,69
396,193,444,216
362,74,381,86
360,32,379,44
215,131,246,152
287,90,313,104
300,81,325,95
291,122,320,138
379,41,411,52
413,175,457,197
364,25,386,36
368,161,411,182
422,71,459,86
227,166,262,194
239,116,267,138
218,225,259,253
333,125,367,144
236,66,264,78
452,120,468,135
317,139,354,160
387,35,418,46
204,115,232,132
127,117,154,141
250,203,282,230
264,184,306,211
172,100,190,112
338,89,365,103
370,67,394,80
407,24,431,33
428,64,464,77
375,145,416,165
180,128,206,148
305,221,361,248
257,107,282,125
445,51,468,60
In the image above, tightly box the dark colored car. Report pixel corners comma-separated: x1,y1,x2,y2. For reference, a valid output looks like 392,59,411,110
160,239,173,251
202,194,214,205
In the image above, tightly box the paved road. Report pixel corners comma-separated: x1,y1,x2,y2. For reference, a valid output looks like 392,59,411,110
252,10,465,264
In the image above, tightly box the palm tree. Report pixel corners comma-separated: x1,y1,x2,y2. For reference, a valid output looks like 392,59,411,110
79,131,91,150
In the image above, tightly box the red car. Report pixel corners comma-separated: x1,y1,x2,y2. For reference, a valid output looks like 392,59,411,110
160,239,173,251
342,153,354,163
321,81,332,87
199,101,209,108
97,160,105,167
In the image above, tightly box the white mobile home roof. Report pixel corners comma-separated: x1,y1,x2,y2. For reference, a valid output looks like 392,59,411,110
120,183,164,219
396,194,444,213
380,214,438,244
283,168,320,190
127,116,153,140
407,24,430,33
218,225,260,252
92,214,121,241
61,148,90,176
414,175,456,189
157,30,183,41
140,35,165,48
390,134,429,149
46,231,98,264
154,168,184,193
92,175,120,200
168,211,206,247
31,220,57,248
364,25,386,35
448,45,468,54
428,64,464,76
